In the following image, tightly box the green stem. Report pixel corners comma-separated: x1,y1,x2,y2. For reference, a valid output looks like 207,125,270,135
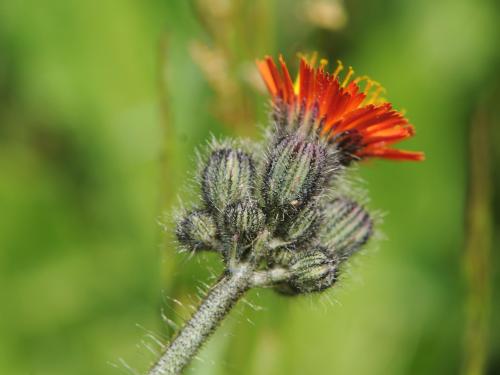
461,102,492,375
250,267,290,287
148,264,253,375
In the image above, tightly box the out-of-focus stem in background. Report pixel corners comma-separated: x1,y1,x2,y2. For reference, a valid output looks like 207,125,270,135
462,99,493,375
158,36,174,213
189,0,273,137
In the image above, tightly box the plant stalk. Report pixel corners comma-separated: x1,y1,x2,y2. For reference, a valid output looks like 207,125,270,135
148,264,253,375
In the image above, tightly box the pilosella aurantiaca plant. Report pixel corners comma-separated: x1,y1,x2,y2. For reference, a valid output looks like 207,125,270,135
148,54,424,375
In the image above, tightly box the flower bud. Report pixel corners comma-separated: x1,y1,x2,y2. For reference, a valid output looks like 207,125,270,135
320,197,373,259
268,248,295,267
202,148,255,213
285,249,338,294
276,201,321,248
223,199,265,242
176,210,217,251
263,136,326,215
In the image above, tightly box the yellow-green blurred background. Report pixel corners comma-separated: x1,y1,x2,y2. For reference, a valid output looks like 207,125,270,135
1,0,499,374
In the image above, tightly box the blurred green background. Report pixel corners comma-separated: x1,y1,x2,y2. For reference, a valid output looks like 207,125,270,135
1,0,499,374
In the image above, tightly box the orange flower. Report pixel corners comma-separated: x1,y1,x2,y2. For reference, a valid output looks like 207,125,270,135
256,55,424,163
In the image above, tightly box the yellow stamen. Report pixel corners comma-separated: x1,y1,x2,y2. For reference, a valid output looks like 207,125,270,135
352,75,388,103
309,51,318,67
353,75,368,84
298,51,319,67
333,60,344,77
319,58,328,70
364,80,374,93
353,75,372,92
341,66,354,87
293,74,300,94
366,86,385,104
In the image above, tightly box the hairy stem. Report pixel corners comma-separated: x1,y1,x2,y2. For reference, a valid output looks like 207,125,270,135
148,264,253,375
251,267,290,287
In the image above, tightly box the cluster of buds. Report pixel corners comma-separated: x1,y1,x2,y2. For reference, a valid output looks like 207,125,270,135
176,55,423,295
177,136,372,294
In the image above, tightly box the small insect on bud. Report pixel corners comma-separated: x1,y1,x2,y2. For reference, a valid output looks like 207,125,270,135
320,197,373,260
202,148,256,213
176,210,217,251
223,199,265,242
263,136,326,215
285,249,338,294
278,201,322,248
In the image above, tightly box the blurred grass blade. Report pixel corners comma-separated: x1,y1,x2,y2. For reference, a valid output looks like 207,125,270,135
462,100,493,375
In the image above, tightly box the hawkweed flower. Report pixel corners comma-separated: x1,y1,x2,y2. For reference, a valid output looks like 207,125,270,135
148,54,424,375
257,54,424,164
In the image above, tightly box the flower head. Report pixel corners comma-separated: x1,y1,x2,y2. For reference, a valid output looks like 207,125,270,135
257,55,424,164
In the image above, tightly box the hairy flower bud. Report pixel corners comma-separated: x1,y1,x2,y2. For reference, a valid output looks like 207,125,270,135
202,148,255,213
176,210,217,251
223,199,265,242
320,197,373,260
263,136,326,215
285,249,338,294
278,201,321,247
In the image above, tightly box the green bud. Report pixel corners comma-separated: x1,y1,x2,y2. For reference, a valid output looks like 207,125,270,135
263,136,326,215
202,148,255,213
320,197,373,260
223,199,265,242
279,249,338,294
279,202,321,247
176,210,217,251
268,247,295,267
